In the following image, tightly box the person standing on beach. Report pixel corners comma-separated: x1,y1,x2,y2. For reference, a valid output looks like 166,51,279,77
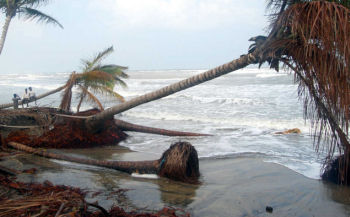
28,87,37,105
22,88,29,108
12,94,21,109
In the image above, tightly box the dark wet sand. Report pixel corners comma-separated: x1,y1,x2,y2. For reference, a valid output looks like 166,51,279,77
2,146,350,217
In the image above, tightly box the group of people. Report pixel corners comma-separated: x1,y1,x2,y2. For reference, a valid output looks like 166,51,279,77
12,87,36,109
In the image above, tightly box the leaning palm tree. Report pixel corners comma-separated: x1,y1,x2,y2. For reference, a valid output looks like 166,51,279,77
59,46,128,112
84,1,350,183
0,0,63,55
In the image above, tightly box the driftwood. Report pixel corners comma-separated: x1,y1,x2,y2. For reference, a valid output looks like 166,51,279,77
7,141,200,183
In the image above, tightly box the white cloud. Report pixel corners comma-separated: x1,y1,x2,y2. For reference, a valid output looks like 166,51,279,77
89,0,265,30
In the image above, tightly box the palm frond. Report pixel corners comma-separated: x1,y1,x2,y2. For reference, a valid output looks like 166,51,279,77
97,64,129,78
23,0,51,7
113,76,128,88
18,7,63,28
80,70,115,89
87,84,125,102
77,85,104,111
82,46,114,72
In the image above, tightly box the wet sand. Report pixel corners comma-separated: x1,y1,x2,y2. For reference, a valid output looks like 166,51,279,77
2,146,350,217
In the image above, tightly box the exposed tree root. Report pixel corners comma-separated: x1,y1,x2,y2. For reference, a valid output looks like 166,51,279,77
7,141,200,183
4,109,127,148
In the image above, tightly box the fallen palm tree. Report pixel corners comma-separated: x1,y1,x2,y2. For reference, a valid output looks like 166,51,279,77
7,141,200,183
114,119,211,136
2,108,208,149
55,113,210,137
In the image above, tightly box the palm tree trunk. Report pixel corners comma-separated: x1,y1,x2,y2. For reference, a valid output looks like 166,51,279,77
0,15,12,55
8,141,159,174
85,53,259,131
76,94,85,112
7,141,200,183
0,84,66,110
114,119,211,136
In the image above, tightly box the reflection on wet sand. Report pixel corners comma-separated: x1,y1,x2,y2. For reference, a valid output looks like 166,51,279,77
322,181,350,213
158,179,199,207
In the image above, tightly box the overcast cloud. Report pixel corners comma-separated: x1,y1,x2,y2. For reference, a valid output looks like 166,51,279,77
88,0,263,30
0,0,268,73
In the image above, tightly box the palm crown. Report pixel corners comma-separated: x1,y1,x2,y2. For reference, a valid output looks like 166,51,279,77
60,46,129,112
0,0,62,54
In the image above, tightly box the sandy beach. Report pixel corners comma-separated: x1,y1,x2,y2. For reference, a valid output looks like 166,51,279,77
0,145,348,217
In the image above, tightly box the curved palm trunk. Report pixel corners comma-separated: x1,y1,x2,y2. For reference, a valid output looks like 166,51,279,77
114,119,211,136
85,53,259,131
0,15,12,55
0,84,66,110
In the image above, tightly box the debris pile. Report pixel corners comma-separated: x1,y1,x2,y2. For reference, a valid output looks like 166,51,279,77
0,175,190,217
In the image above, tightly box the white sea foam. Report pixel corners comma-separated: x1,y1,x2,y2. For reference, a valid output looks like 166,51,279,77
265,159,322,180
256,73,288,78
131,173,159,179
123,110,309,131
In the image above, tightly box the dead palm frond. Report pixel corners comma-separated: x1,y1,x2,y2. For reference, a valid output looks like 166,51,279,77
258,1,350,183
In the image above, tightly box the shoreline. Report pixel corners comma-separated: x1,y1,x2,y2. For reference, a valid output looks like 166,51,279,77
1,146,350,216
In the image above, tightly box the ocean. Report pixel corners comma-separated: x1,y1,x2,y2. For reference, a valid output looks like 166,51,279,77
0,67,324,179
3,68,350,216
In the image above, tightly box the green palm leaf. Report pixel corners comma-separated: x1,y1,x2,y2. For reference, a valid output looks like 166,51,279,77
99,64,129,78
87,84,125,102
19,7,63,28
83,46,114,72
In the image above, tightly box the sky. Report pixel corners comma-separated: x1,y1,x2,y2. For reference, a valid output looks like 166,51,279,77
0,0,269,74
